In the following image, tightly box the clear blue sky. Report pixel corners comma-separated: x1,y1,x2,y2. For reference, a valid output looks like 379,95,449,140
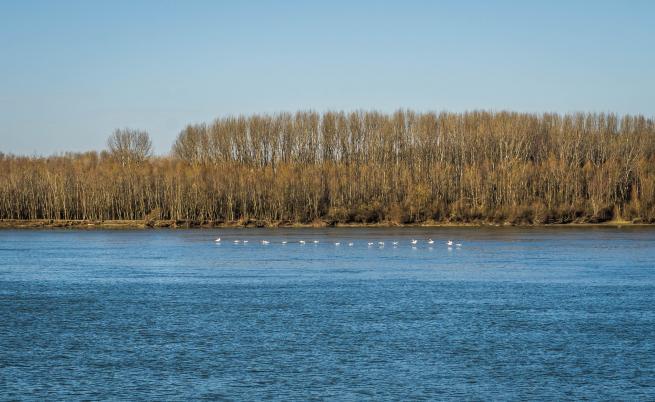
1,0,653,155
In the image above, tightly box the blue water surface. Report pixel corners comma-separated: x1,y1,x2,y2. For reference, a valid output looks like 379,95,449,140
1,227,654,400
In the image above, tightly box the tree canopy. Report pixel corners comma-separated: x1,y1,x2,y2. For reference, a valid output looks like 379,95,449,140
1,111,654,225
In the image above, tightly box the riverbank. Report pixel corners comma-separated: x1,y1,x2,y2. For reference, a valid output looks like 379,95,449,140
0,218,650,229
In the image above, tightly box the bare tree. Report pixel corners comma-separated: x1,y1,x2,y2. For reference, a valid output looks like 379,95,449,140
107,128,152,165
2,112,655,225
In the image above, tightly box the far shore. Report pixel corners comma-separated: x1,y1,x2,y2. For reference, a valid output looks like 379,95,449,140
0,219,651,230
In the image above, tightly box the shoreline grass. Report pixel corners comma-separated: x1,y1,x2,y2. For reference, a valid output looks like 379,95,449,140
0,218,649,230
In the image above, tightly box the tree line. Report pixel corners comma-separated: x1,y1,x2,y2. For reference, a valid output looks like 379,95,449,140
1,111,654,225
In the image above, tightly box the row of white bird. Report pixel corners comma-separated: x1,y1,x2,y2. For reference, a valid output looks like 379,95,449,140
213,237,462,247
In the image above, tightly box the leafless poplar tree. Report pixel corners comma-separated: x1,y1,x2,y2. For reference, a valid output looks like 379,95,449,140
107,128,152,165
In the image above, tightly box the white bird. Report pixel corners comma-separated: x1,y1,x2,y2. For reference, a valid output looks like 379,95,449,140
348,242,354,247
261,240,270,245
367,242,374,246
313,240,319,244
242,240,248,244
282,241,287,244
392,241,398,246
455,243,462,247
233,240,240,243
411,239,418,245
427,238,434,244
299,240,306,244
378,241,385,247
335,242,340,246
446,240,453,246
215,237,221,242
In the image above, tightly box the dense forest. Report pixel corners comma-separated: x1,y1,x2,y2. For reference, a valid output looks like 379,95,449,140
2,111,655,226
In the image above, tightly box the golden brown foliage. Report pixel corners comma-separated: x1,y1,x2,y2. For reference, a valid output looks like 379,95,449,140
2,111,655,224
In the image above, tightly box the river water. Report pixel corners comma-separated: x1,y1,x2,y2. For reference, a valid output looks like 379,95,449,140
1,227,654,399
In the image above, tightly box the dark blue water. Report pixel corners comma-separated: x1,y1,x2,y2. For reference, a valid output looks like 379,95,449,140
1,228,654,400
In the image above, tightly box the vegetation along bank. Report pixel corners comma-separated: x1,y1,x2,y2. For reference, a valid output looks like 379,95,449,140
2,111,654,226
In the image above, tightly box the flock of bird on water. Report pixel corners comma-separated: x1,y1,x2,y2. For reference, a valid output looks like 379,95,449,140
213,237,463,249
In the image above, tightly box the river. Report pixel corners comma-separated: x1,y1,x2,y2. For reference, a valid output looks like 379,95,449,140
1,227,654,399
